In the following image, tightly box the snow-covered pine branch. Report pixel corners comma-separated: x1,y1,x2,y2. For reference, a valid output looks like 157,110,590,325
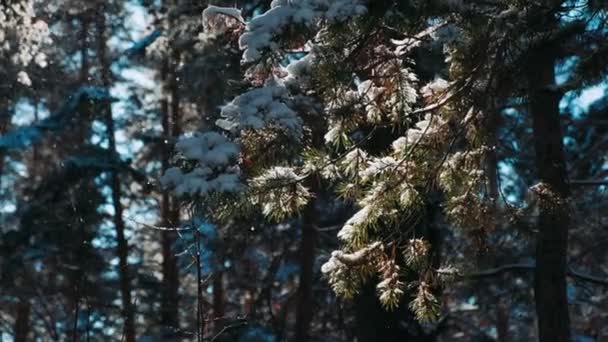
161,132,241,197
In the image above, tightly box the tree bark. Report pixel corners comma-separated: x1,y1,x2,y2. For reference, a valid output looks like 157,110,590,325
159,47,180,334
70,15,91,342
528,46,571,342
97,10,136,342
159,0,183,333
14,299,31,342
79,14,89,84
354,281,437,342
212,270,225,331
496,298,509,342
294,203,317,342
0,97,10,191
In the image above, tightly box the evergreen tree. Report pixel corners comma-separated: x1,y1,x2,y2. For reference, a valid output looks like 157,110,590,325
1,0,606,341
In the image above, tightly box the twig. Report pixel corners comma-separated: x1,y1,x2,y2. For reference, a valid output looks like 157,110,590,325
448,262,608,286
209,320,248,341
569,179,608,186
126,216,193,231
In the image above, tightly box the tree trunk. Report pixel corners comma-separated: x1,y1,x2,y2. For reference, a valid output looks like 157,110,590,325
160,0,183,333
70,15,91,342
487,107,510,342
160,199,180,332
212,270,225,331
169,54,181,139
97,10,136,342
355,281,434,342
294,204,316,342
159,48,180,334
528,46,571,342
79,15,89,84
496,298,509,342
14,299,31,342
0,97,10,190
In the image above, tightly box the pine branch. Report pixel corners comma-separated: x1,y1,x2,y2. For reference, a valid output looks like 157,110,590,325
447,263,608,286
569,179,608,186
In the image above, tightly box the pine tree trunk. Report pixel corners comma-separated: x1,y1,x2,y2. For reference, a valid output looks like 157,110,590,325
169,54,182,140
487,107,499,213
212,270,225,330
496,299,509,342
97,11,136,342
159,51,180,334
70,15,91,342
79,15,89,84
14,299,30,342
528,46,571,342
294,204,317,342
0,98,9,190
355,281,435,342
159,0,183,332
160,199,180,332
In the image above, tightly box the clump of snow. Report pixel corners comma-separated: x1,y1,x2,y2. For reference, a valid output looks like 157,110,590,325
321,251,344,274
360,156,399,180
421,77,449,98
338,205,371,241
162,167,241,197
359,181,391,207
34,52,47,68
175,132,239,167
161,132,242,197
391,136,410,155
415,113,444,136
253,166,300,185
341,148,369,177
391,22,447,56
202,5,244,31
284,50,316,87
1,1,51,84
217,80,303,139
324,121,345,145
392,129,423,154
337,206,388,246
392,113,445,154
238,0,367,62
16,70,31,86
251,166,311,219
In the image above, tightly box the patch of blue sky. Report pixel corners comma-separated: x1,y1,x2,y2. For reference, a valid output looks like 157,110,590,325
555,56,578,85
108,2,152,51
498,161,521,204
281,51,307,66
91,120,107,146
1,202,17,215
573,84,606,109
556,56,608,117
10,98,49,125
120,67,158,90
